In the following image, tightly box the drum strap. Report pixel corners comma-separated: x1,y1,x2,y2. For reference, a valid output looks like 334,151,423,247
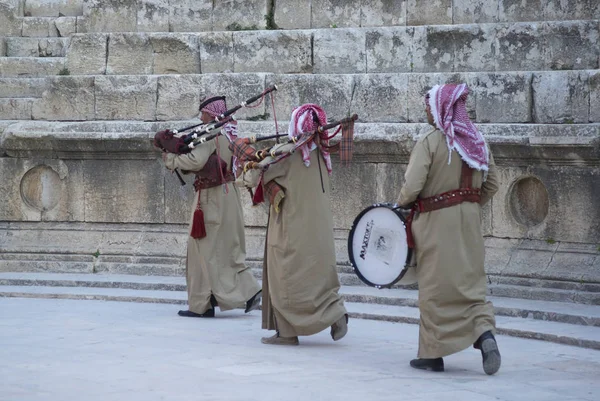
406,162,481,248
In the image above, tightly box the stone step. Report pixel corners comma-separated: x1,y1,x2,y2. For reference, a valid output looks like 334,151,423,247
1,273,600,350
1,272,599,328
0,57,66,77
0,78,49,98
60,22,600,77
20,16,78,37
4,37,70,57
0,70,598,124
0,98,34,119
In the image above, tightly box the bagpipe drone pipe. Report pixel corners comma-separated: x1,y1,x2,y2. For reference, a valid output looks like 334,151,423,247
153,85,278,185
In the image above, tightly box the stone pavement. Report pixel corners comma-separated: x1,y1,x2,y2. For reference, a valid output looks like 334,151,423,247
1,298,599,401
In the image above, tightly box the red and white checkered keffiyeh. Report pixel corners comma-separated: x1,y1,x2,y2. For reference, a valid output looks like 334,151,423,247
427,84,489,172
200,96,238,142
287,104,332,174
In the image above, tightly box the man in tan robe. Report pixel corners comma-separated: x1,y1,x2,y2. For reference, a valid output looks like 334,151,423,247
235,104,348,345
161,96,261,318
397,84,501,375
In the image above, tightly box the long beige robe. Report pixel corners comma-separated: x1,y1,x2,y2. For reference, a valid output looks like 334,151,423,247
398,128,499,359
259,150,347,337
164,135,260,314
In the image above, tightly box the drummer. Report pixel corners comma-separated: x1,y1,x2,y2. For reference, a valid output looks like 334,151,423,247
397,84,501,375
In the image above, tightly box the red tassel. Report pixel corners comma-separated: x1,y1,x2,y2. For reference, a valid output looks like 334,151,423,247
190,208,207,239
252,183,264,205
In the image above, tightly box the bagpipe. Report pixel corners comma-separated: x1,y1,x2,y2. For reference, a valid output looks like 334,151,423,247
229,113,358,172
153,85,278,185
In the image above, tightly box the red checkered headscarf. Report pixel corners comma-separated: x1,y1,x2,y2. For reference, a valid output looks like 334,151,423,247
427,84,489,172
199,95,238,142
287,104,332,174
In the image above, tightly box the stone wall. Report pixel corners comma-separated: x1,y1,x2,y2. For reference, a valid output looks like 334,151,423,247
0,0,599,286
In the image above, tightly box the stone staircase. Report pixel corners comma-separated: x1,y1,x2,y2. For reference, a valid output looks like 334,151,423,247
1,0,599,350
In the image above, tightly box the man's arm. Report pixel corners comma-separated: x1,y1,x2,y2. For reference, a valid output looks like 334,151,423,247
163,139,217,172
480,150,499,206
397,138,432,207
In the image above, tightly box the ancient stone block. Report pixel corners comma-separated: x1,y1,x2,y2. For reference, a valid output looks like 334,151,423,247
361,0,406,27
453,0,499,23
473,73,532,123
106,33,152,75
233,30,312,74
411,26,455,73
5,37,39,57
365,27,412,73
313,29,366,74
24,0,83,17
169,0,212,32
198,32,234,73
200,73,267,120
269,74,354,123
150,33,200,74
0,99,33,120
32,76,95,121
406,0,452,26
54,16,76,37
495,23,544,71
589,71,600,123
0,38,5,56
164,168,195,224
22,16,58,37
453,24,497,72
83,0,137,32
273,0,310,29
39,38,69,57
406,73,474,123
541,21,599,71
330,163,379,229
137,0,170,32
95,76,158,121
544,0,594,20
83,160,164,223
353,74,408,123
212,0,267,31
0,2,22,36
155,75,204,121
66,33,107,75
0,78,48,98
532,71,589,123
498,0,543,22
0,58,66,77
312,0,361,28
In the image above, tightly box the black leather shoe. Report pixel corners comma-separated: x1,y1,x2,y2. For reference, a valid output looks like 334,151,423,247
410,358,444,372
178,309,215,318
475,331,501,375
245,290,262,313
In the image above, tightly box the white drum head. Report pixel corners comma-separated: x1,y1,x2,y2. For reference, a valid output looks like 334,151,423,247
349,205,410,288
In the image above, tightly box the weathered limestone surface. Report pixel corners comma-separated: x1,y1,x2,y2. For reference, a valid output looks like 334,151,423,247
82,0,137,32
24,0,83,17
453,0,499,23
155,75,203,121
95,76,158,121
0,99,32,120
233,30,312,74
106,33,152,75
198,32,233,73
54,16,77,37
365,27,413,73
150,33,200,74
0,78,49,98
313,29,367,74
137,0,169,32
212,0,267,31
169,0,211,32
474,73,532,123
22,16,59,37
311,0,361,28
352,74,408,123
361,0,406,27
273,0,310,30
66,33,107,75
406,0,452,26
31,77,95,121
5,37,39,57
0,57,66,77
532,71,590,123
0,2,22,36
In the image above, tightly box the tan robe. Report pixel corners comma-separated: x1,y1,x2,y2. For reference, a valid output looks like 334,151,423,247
398,128,499,359
164,135,260,314
259,150,347,337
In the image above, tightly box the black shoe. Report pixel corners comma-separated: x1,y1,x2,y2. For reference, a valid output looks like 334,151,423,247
245,290,262,313
178,309,215,318
475,331,501,375
410,358,444,372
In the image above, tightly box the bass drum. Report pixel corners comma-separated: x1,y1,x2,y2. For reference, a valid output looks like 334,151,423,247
348,203,416,289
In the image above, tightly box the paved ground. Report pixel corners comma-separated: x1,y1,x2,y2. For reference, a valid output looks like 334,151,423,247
1,298,599,401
